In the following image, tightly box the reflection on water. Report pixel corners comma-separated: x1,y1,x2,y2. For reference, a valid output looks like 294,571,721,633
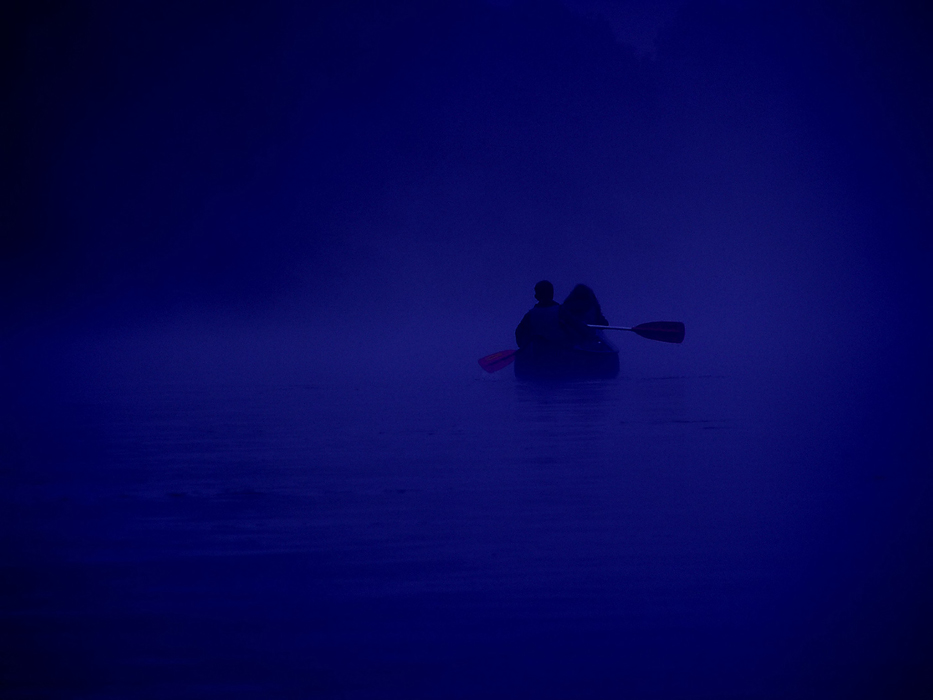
2,371,928,698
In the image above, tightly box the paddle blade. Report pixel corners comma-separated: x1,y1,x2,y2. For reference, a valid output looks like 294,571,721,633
478,349,518,373
632,321,685,343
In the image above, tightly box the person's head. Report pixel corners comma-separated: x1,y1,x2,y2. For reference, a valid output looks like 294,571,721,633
563,284,597,313
534,280,554,303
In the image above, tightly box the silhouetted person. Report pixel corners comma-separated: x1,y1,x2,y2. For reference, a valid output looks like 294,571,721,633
515,280,563,348
559,284,608,343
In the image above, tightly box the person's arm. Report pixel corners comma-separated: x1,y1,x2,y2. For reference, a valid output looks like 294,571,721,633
515,312,532,348
559,307,588,339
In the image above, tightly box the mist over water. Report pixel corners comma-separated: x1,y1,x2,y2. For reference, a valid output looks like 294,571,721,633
2,1,931,697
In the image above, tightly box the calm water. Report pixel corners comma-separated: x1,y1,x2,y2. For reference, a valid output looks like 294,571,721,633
2,360,930,698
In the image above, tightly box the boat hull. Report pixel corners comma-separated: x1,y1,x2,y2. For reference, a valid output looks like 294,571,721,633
513,336,619,380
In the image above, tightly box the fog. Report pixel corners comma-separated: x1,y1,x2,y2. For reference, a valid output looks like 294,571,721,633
5,0,926,376
2,1,931,697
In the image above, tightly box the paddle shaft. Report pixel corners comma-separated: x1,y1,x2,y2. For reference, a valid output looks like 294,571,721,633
588,321,685,343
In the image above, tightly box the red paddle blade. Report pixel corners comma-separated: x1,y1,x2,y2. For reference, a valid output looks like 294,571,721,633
478,349,518,373
632,321,685,343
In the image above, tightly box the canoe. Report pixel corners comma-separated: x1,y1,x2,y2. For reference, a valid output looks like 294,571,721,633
513,333,619,380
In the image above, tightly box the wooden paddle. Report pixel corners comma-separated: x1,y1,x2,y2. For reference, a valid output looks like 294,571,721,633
587,321,685,344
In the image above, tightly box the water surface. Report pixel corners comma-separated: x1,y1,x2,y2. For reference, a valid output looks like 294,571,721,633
2,360,929,698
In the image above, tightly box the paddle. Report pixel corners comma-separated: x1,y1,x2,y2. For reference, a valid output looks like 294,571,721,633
588,321,685,344
478,321,684,372
478,349,518,373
